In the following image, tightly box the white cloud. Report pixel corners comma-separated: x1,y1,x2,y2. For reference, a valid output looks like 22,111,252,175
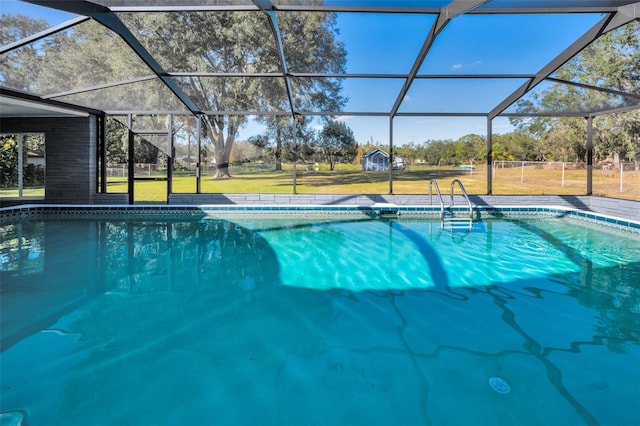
452,60,482,70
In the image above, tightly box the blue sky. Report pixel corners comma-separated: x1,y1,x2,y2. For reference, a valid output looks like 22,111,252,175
329,11,604,144
2,1,604,144
2,0,76,24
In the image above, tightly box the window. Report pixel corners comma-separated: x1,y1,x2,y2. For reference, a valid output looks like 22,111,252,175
0,133,46,198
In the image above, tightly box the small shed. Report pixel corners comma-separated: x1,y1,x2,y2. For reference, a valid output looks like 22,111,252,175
362,148,389,171
362,149,405,171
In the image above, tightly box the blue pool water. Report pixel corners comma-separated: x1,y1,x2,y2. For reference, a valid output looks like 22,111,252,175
1,213,639,425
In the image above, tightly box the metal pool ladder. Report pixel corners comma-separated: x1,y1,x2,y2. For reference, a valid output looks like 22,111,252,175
429,179,475,231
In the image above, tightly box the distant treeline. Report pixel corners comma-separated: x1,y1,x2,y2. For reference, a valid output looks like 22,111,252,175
359,132,579,167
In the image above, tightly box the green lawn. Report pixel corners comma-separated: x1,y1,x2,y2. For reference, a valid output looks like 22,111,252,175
0,188,45,197
4,163,639,202
107,166,486,202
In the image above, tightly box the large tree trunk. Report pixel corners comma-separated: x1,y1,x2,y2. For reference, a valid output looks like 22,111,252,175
214,149,231,178
210,117,237,178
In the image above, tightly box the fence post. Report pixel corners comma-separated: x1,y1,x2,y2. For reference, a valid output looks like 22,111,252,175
562,162,565,188
620,162,624,192
521,161,524,183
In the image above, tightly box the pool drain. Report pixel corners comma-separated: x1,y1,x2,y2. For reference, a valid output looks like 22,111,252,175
489,376,511,394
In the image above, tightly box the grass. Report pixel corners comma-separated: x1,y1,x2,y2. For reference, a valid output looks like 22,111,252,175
491,164,640,198
4,163,638,202
0,188,45,197
107,166,483,198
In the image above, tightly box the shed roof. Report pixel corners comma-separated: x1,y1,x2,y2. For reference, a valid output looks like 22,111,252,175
363,148,389,158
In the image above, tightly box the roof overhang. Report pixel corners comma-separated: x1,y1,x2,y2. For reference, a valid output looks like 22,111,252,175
0,89,97,118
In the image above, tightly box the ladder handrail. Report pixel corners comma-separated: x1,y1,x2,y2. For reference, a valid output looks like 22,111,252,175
428,179,445,219
450,179,474,219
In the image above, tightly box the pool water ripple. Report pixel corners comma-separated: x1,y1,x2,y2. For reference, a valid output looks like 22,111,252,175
1,215,639,425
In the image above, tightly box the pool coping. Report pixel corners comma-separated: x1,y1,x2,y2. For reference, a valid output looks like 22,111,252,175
1,203,639,233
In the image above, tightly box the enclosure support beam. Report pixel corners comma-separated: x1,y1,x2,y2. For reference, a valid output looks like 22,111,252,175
489,12,617,119
546,77,640,101
167,114,173,202
265,10,298,119
253,1,298,121
389,117,394,194
127,115,134,205
292,117,298,195
603,2,640,32
43,76,158,100
196,118,202,194
487,117,493,195
0,16,90,54
99,113,107,193
17,134,24,197
24,0,203,115
389,0,490,119
586,116,593,195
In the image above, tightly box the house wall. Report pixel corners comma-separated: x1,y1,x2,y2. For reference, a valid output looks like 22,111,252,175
0,116,127,206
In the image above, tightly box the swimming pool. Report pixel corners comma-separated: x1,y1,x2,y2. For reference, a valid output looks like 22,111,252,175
1,206,639,425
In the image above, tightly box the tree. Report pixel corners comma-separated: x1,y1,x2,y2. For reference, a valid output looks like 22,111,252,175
395,144,416,166
423,140,456,166
454,134,485,165
134,138,162,165
120,11,347,177
493,132,541,161
511,21,640,163
0,14,49,91
290,116,320,164
0,135,18,188
318,120,357,170
104,117,166,166
106,117,128,165
256,116,294,170
0,134,45,188
230,141,264,164
0,14,156,108
1,11,347,178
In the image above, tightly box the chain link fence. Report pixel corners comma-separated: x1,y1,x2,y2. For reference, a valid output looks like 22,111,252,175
491,160,639,198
